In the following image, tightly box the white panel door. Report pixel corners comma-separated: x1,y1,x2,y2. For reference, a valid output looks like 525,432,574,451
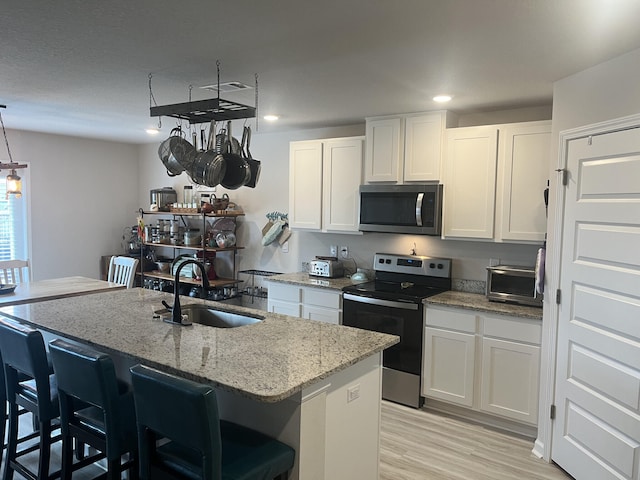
552,127,640,480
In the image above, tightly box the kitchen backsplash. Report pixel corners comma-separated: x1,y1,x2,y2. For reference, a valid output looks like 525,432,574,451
451,279,486,294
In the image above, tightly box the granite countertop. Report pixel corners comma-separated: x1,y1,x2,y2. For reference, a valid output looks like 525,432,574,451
267,272,366,291
426,291,543,320
0,288,397,403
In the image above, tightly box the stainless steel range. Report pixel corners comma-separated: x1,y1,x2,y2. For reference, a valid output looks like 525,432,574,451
342,253,451,408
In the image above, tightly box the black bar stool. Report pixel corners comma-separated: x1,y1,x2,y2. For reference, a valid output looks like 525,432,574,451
48,339,138,480
130,364,295,480
0,318,62,480
0,351,34,465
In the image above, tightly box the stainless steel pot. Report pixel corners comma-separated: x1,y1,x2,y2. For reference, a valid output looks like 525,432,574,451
157,127,195,176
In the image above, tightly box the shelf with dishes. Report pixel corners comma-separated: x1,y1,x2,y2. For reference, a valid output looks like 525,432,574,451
140,270,240,288
141,242,243,253
141,210,244,218
138,207,243,297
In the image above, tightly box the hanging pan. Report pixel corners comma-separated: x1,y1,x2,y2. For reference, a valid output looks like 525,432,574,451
188,120,226,187
220,121,250,190
158,127,195,176
241,125,261,188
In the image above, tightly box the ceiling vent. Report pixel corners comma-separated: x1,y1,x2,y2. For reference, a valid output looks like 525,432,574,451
200,81,253,93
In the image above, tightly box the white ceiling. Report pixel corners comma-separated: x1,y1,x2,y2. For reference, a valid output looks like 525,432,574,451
3,0,640,144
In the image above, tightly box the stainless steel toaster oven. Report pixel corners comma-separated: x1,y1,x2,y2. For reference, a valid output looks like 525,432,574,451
486,265,542,307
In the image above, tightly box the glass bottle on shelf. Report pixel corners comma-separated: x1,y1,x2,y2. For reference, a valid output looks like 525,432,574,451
183,185,194,207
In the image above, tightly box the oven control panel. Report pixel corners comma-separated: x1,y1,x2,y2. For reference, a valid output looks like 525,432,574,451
374,253,451,278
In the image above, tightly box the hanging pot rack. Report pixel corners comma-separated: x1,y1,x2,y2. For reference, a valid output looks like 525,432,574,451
149,60,257,126
150,97,254,124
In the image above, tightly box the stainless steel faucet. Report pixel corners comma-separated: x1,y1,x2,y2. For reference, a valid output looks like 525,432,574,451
171,259,210,325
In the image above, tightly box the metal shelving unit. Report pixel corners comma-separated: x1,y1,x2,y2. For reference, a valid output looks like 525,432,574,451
138,210,244,296
238,270,281,308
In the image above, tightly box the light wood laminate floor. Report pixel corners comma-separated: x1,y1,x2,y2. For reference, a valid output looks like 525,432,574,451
7,401,573,479
380,401,574,480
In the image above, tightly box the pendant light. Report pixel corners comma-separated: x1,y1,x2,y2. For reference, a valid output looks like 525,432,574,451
0,105,28,199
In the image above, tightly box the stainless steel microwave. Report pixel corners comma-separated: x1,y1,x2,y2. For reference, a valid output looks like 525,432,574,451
486,265,543,307
359,184,443,235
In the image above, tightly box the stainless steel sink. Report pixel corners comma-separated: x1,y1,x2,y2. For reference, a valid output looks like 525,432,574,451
155,305,263,328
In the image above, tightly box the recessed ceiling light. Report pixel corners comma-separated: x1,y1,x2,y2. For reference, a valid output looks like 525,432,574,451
433,95,453,103
146,128,160,135
263,114,279,121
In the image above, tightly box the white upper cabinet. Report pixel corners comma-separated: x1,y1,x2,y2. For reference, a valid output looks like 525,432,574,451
322,138,363,233
364,117,402,182
495,122,551,243
289,136,363,233
443,125,499,239
404,113,451,182
443,120,551,242
289,140,323,230
364,111,456,184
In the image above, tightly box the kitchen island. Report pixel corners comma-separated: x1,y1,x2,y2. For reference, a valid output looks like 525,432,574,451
0,287,397,480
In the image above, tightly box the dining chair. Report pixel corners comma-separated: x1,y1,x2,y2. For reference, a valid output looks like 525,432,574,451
0,259,29,284
107,256,139,288
130,364,295,480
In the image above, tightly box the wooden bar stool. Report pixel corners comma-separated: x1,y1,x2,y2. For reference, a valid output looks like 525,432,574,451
130,364,295,480
48,339,138,480
0,318,61,480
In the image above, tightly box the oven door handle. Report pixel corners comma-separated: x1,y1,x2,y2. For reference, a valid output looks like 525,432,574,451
343,293,419,310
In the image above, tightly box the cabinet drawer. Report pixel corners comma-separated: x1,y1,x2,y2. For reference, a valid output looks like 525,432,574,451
267,300,301,317
426,307,477,333
303,305,341,324
483,315,541,345
302,287,341,310
268,283,301,302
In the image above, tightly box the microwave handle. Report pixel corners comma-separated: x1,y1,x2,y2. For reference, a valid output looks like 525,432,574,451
415,193,424,227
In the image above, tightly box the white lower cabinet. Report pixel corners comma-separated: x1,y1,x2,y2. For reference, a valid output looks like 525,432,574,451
268,283,342,324
480,337,540,424
423,305,541,426
424,328,476,407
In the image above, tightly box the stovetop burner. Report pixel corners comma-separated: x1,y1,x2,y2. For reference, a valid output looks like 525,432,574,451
342,253,452,302
343,280,448,302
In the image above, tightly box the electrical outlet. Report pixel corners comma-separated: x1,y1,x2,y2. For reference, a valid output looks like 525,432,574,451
347,384,360,403
281,241,289,253
340,246,349,258
301,261,310,272
489,258,500,266
330,245,338,257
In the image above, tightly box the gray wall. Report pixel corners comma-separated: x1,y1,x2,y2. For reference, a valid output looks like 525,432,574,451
7,129,139,280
